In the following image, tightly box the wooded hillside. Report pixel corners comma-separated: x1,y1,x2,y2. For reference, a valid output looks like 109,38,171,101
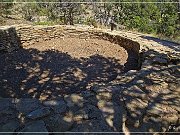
0,0,179,41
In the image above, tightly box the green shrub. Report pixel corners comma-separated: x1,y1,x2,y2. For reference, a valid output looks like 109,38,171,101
85,17,98,27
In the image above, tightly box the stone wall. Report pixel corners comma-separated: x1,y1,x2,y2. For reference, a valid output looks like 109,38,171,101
0,26,20,52
0,25,140,54
0,25,179,133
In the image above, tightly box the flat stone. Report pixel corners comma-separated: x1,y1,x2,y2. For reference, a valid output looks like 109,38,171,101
138,120,163,132
0,107,15,115
15,98,41,114
96,92,112,100
84,95,98,106
114,75,135,84
145,84,169,93
0,98,15,111
73,111,89,121
43,99,67,114
82,104,103,120
0,120,20,132
125,98,148,120
152,57,168,65
19,120,48,134
125,70,137,76
162,114,179,124
26,107,51,120
123,85,146,99
69,119,113,132
97,100,126,131
91,85,121,94
81,91,95,98
134,79,146,87
64,94,84,109
44,113,73,132
146,103,178,118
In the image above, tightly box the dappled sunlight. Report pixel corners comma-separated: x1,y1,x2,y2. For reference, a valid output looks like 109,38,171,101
0,29,179,133
0,47,129,100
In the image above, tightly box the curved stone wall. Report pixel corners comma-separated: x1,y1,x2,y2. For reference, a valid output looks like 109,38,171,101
0,25,179,133
0,25,140,54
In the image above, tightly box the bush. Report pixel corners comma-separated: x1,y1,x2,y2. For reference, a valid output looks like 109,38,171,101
165,26,176,37
85,17,98,28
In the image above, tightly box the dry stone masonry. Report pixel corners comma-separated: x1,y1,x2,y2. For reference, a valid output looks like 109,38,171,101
0,24,179,133
0,26,20,52
0,25,140,54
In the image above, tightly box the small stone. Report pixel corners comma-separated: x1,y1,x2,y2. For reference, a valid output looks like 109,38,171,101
152,57,168,65
123,85,146,99
73,110,89,121
162,114,179,124
64,94,84,109
81,91,94,98
91,85,120,94
125,70,137,75
135,79,144,84
0,98,14,111
96,92,112,100
82,104,103,120
15,98,41,115
85,96,98,106
26,107,51,120
43,99,67,114
19,120,48,134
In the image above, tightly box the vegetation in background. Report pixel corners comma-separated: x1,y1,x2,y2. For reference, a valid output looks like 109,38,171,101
0,0,13,17
0,0,179,42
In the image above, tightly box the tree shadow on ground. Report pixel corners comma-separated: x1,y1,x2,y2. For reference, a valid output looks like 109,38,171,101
115,49,180,133
0,47,132,133
0,27,141,133
0,48,125,99
0,28,179,133
58,47,180,132
0,45,179,133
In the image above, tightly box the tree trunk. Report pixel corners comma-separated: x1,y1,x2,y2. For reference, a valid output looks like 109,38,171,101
69,9,74,25
179,0,180,22
63,11,67,25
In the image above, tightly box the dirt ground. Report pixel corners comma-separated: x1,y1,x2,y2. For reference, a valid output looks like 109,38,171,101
0,38,138,99
26,38,128,65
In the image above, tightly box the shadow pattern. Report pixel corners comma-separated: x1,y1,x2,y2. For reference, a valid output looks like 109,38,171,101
0,48,128,99
0,37,179,133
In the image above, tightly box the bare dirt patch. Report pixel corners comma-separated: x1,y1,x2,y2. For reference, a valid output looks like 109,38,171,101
0,38,138,99
26,38,128,65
